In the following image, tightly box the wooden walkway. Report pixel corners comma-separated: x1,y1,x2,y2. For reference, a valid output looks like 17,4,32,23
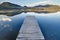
16,16,45,40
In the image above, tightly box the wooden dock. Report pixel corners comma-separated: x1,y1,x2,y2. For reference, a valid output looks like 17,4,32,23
16,16,45,40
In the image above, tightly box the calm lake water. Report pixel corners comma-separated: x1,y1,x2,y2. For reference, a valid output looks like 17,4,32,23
0,12,60,40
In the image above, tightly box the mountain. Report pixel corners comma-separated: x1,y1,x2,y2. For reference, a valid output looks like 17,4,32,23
34,4,60,8
34,5,51,7
0,2,21,9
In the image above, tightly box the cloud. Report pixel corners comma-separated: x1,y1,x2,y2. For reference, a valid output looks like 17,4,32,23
27,1,48,7
0,0,10,4
0,0,3,3
27,0,60,7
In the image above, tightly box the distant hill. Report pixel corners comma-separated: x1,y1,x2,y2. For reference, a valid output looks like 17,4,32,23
0,2,22,10
34,5,52,7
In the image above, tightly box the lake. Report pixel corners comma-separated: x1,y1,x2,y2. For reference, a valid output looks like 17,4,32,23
0,12,60,40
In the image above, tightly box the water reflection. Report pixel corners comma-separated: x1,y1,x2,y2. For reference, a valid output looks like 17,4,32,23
0,12,60,40
0,13,26,40
35,12,60,40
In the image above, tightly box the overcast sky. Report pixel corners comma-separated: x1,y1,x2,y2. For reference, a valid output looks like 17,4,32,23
0,0,60,6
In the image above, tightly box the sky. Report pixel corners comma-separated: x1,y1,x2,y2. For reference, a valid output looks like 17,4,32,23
0,0,60,6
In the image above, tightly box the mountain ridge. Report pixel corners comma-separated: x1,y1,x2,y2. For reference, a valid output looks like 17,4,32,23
0,2,22,10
